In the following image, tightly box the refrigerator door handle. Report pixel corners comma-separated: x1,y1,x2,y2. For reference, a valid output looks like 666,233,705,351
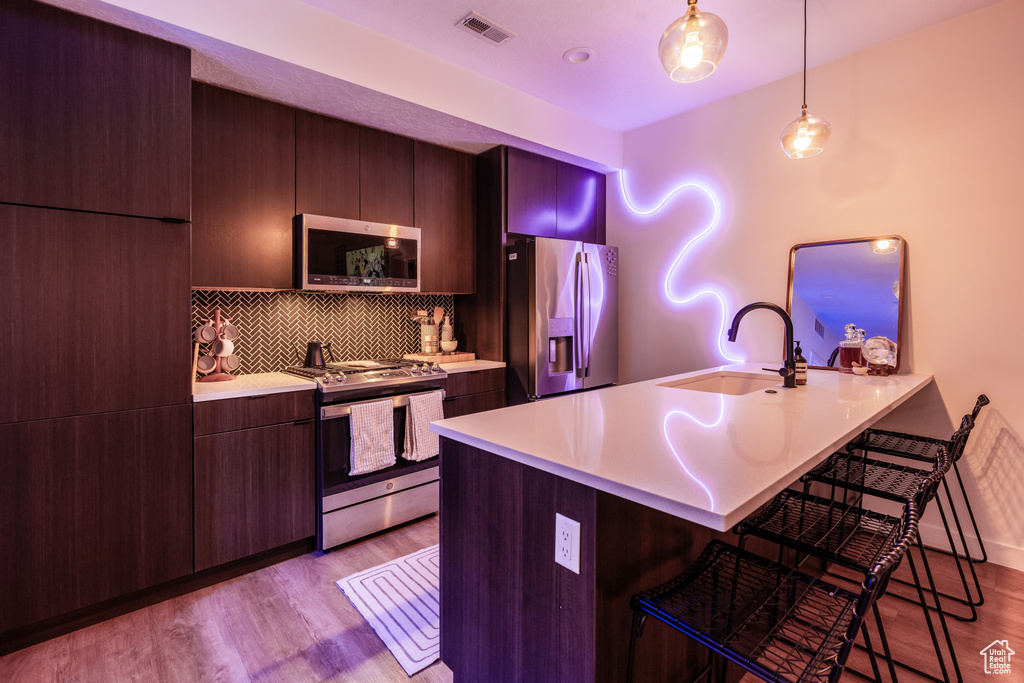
583,252,592,378
574,252,584,379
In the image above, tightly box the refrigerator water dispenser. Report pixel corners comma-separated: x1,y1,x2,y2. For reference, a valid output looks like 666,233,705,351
547,317,574,374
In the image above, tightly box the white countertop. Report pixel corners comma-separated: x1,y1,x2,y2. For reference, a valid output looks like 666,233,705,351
440,359,505,373
431,362,933,531
192,372,316,402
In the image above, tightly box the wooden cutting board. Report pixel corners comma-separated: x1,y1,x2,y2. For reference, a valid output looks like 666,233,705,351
403,352,476,363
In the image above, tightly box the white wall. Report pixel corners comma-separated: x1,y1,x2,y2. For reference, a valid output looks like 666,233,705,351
608,0,1024,569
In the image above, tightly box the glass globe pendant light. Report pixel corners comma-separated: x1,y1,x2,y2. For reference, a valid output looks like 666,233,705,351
780,0,830,158
659,0,728,83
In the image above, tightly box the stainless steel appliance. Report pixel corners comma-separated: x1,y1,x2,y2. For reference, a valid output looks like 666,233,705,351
294,213,421,293
284,359,446,550
506,237,619,403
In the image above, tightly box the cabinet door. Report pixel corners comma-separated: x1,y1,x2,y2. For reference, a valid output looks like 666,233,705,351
359,127,415,226
443,390,506,419
0,405,193,634
192,83,296,289
0,0,190,220
194,391,315,437
556,162,607,245
295,110,360,219
194,420,315,570
0,205,191,424
506,147,556,238
415,141,476,294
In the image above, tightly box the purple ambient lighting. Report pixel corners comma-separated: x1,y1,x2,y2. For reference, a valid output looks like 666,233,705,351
618,171,742,362
663,403,722,509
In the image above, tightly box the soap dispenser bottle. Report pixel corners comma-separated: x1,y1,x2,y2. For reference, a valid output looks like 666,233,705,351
839,323,864,374
794,341,807,386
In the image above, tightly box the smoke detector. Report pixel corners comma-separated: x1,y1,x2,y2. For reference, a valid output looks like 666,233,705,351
457,12,516,45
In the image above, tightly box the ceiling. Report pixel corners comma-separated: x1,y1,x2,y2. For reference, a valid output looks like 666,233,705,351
294,0,1000,132
44,0,1002,168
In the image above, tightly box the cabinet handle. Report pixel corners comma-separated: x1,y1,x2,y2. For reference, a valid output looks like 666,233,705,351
248,394,270,400
293,419,314,426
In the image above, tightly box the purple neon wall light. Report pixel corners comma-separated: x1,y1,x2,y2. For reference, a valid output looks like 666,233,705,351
617,171,742,363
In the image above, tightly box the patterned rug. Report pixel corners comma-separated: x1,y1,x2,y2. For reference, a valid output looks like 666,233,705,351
336,544,440,676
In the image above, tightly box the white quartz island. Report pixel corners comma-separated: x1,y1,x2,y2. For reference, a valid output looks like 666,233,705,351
433,363,932,683
432,362,933,531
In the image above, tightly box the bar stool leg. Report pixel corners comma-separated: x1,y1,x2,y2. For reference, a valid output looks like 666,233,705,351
951,461,988,563
913,536,964,682
626,611,645,683
938,477,985,606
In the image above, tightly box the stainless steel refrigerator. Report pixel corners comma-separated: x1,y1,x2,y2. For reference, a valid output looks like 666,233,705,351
506,237,619,404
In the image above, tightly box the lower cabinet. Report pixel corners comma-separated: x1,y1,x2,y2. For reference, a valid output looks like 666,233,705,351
443,368,506,418
193,392,315,571
0,405,193,635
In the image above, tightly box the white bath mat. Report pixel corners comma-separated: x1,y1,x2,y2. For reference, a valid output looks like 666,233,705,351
336,544,440,676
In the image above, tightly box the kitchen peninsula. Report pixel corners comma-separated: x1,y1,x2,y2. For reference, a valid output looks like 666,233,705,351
432,363,932,682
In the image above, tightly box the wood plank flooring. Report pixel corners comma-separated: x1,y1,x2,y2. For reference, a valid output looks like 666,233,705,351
1,513,1021,682
0,517,452,683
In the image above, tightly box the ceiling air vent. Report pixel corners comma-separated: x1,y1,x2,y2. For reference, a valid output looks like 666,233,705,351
457,12,516,45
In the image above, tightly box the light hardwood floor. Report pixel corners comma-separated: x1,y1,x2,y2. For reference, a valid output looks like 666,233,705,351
2,515,1021,682
0,516,452,683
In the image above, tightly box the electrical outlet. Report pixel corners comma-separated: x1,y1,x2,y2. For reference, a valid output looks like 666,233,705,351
555,513,580,574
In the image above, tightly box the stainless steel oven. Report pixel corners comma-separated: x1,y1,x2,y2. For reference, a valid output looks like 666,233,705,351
286,359,446,550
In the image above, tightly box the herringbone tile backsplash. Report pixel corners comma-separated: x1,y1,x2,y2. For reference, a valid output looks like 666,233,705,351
192,290,455,374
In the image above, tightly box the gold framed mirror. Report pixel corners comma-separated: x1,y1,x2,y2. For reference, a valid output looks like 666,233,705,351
786,236,906,371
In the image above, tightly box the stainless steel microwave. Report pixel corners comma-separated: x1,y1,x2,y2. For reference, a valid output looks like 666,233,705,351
295,214,421,293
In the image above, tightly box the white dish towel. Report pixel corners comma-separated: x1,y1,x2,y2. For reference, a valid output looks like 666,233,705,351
350,399,396,475
403,390,444,461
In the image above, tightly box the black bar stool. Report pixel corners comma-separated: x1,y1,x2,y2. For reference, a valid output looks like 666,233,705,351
824,415,978,622
735,487,950,682
802,423,971,682
853,395,990,608
626,501,918,683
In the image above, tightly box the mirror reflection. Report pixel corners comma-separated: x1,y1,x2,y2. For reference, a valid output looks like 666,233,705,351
787,236,905,371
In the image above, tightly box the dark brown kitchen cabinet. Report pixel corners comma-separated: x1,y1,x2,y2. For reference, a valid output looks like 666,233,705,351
0,405,193,636
0,204,191,424
504,147,606,243
556,161,607,245
506,146,558,238
295,110,361,219
192,83,296,289
0,0,190,220
193,392,316,571
443,368,506,418
415,141,477,293
359,127,415,226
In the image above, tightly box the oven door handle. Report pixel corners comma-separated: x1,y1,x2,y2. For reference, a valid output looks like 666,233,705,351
320,389,446,420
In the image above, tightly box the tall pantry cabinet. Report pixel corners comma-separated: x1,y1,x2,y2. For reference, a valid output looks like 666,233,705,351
0,0,193,642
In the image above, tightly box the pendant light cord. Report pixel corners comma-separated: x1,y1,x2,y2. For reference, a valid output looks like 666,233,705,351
802,0,808,108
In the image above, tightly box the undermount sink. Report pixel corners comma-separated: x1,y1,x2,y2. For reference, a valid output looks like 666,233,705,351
657,371,781,396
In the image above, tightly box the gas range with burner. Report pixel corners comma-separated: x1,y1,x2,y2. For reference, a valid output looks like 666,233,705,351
284,358,446,394
284,358,448,550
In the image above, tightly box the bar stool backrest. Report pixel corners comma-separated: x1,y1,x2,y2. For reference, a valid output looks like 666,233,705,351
971,395,991,422
948,414,975,464
915,436,954,510
833,500,920,683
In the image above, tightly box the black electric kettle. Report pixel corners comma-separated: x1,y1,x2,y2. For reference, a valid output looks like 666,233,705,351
303,341,334,367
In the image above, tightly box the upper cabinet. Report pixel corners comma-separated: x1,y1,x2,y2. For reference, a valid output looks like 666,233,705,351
504,147,606,244
0,0,190,220
295,110,360,219
555,161,607,245
192,83,296,290
415,141,477,294
359,127,415,226
506,147,557,238
0,204,191,424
